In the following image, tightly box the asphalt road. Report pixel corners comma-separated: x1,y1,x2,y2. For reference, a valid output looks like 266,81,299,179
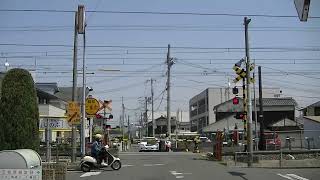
67,152,320,180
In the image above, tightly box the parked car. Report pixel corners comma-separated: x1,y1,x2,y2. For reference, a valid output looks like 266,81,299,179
261,133,281,150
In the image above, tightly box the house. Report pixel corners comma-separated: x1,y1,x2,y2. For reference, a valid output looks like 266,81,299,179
302,116,320,149
301,101,320,116
36,83,92,143
146,115,191,137
189,87,281,133
36,83,72,143
202,97,301,148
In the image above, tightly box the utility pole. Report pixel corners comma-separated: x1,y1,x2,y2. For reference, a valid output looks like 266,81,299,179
244,17,253,167
258,66,265,150
150,78,155,137
128,115,130,141
253,59,258,151
122,96,125,138
71,11,78,163
166,44,174,138
140,112,143,139
145,96,148,137
81,23,86,157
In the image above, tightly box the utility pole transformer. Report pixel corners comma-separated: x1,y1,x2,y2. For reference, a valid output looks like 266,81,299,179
244,17,253,167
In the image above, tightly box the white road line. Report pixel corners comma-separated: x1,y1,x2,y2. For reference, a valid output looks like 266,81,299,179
176,176,184,179
277,173,309,180
122,164,134,167
154,164,165,166
172,172,183,175
286,174,309,180
80,172,101,178
277,174,295,180
143,164,165,167
170,171,192,179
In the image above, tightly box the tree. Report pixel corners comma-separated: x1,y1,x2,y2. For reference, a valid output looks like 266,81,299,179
0,68,39,151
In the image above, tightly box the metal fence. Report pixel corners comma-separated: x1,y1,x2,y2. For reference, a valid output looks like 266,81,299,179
198,129,320,154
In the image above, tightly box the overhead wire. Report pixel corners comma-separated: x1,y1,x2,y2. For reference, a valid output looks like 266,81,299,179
0,9,319,19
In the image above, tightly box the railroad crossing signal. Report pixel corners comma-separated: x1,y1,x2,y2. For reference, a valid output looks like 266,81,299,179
67,101,80,125
233,63,255,83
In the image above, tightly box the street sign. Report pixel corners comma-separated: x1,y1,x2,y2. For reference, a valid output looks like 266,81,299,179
85,97,100,116
67,101,80,124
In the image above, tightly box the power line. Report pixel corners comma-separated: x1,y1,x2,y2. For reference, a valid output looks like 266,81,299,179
0,9,319,19
261,65,320,80
1,43,320,52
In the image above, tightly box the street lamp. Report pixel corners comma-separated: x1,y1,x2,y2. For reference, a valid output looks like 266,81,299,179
4,61,9,71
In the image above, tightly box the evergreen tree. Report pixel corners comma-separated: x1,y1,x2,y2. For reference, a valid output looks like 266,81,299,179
0,68,39,151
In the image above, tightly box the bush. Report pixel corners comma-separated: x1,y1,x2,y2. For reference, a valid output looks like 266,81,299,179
0,68,39,151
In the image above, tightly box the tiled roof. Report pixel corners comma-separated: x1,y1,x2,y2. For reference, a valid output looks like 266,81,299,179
256,98,297,106
214,97,296,109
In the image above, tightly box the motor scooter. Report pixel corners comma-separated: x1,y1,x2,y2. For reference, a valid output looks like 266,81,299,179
80,146,121,172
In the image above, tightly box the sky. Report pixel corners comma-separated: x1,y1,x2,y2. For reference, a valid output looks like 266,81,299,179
0,0,320,127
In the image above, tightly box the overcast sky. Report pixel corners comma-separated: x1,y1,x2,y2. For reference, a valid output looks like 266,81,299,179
1,0,319,126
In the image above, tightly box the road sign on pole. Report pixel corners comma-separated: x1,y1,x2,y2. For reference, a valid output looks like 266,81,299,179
67,101,80,124
85,97,100,116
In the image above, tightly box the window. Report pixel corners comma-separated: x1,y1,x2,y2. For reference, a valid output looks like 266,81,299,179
315,107,320,116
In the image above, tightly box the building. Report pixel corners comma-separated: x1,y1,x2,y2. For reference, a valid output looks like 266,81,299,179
189,87,281,132
202,97,303,148
146,115,191,137
203,97,298,132
302,116,320,149
301,101,320,116
36,83,92,143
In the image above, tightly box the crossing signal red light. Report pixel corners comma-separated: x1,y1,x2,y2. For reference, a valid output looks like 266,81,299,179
235,112,244,119
232,97,239,105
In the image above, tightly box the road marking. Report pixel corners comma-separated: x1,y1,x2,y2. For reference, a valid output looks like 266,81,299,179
80,172,101,178
170,171,192,179
277,174,295,180
277,174,309,180
154,163,165,166
122,164,134,167
176,176,184,179
286,174,309,180
143,164,165,167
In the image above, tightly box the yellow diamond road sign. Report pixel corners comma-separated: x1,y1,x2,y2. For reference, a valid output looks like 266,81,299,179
86,97,100,116
67,101,80,124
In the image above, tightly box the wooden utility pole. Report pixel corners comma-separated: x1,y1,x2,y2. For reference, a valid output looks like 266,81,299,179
71,11,78,163
244,17,253,167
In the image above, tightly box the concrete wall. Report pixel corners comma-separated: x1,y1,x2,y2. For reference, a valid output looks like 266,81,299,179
304,119,320,148
39,104,66,117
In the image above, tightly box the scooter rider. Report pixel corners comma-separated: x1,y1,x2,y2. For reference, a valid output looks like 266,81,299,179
91,134,108,166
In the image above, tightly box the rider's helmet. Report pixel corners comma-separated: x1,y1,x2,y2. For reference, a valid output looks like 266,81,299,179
95,134,102,141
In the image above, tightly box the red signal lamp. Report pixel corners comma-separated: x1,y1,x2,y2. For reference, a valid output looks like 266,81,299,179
232,97,239,105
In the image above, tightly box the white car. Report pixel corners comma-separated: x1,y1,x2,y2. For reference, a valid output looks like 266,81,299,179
138,141,159,152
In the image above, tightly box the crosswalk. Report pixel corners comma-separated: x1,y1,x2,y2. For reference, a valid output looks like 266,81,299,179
277,173,309,180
